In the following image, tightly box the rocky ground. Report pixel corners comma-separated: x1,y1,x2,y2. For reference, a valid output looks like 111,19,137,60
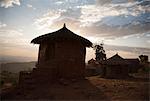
1,72,149,100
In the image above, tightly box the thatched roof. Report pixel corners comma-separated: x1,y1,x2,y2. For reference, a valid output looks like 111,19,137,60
102,54,129,65
125,58,140,64
31,24,92,47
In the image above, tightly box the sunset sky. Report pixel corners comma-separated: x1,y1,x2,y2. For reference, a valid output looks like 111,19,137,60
0,0,150,62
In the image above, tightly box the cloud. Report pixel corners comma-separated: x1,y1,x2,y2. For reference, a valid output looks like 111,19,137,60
79,4,127,26
33,8,82,34
34,10,63,30
78,0,150,38
147,40,150,43
105,45,150,60
96,0,111,5
0,29,23,37
122,32,150,39
80,18,150,38
33,0,150,40
96,0,135,5
0,29,30,48
27,4,32,8
104,44,150,55
55,1,64,5
1,46,37,57
80,0,150,26
0,0,20,8
26,4,36,10
0,22,7,28
0,28,38,60
60,8,81,19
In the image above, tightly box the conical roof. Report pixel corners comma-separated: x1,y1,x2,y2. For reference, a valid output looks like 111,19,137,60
102,54,128,65
31,24,92,47
107,53,124,61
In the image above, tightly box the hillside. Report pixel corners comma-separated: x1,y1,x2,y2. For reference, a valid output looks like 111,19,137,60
0,62,36,73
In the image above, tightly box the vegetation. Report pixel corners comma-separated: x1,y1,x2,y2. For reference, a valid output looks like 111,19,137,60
0,71,19,88
93,43,106,61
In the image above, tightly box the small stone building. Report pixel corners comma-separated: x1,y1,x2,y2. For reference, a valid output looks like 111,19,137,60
86,59,99,76
87,58,98,67
19,24,92,85
101,54,129,79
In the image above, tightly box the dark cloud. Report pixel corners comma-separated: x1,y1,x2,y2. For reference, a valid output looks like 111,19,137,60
80,20,150,38
79,0,150,38
137,0,150,6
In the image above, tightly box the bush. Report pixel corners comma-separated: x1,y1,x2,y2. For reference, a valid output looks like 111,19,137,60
143,67,150,72
0,71,19,87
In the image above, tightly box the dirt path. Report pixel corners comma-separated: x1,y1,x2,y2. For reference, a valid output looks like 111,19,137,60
1,73,149,100
89,75,149,100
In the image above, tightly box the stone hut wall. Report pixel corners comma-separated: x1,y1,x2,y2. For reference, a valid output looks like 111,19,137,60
19,71,34,89
34,40,86,80
54,41,85,78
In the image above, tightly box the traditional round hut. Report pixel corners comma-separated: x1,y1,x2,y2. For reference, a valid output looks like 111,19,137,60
101,53,129,79
30,24,92,82
125,58,140,73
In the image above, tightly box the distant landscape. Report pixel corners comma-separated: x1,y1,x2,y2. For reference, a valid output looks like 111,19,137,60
0,61,36,73
0,55,37,64
0,61,36,90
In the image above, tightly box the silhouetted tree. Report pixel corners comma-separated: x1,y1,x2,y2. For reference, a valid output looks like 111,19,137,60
93,43,106,61
139,55,148,63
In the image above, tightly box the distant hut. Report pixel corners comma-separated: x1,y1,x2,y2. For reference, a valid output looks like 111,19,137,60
25,24,92,83
86,58,100,76
88,58,97,67
101,54,129,79
125,58,140,73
